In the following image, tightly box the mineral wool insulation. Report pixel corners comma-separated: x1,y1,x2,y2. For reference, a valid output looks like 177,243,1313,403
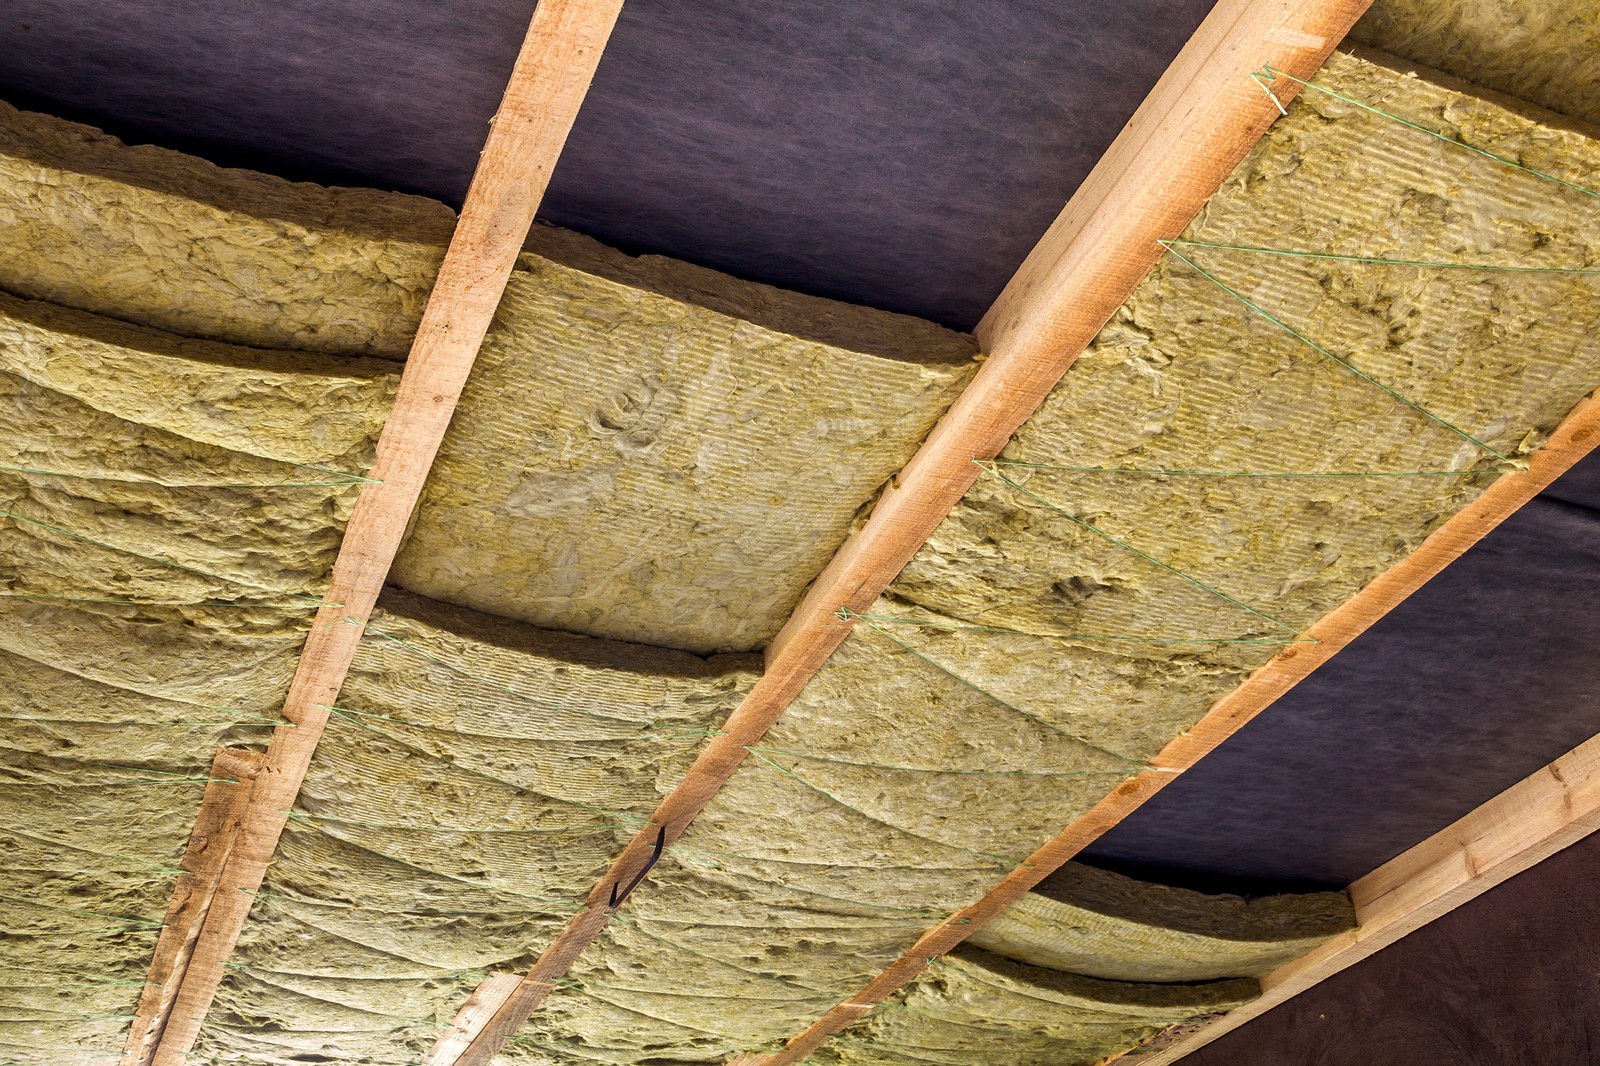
0,279,396,1058
0,98,412,1063
390,225,977,655
192,590,757,1066
512,48,1600,1065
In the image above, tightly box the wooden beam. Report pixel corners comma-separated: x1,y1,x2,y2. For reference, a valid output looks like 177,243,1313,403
124,3,624,1062
424,1,1373,1062
737,388,1600,1066
122,750,262,1066
1116,702,1600,1063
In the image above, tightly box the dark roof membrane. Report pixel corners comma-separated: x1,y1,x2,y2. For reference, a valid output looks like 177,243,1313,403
0,0,1214,330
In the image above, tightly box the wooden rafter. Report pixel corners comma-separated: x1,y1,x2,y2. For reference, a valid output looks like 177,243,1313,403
425,1,1375,1062
1119,701,1600,1064
121,3,625,1062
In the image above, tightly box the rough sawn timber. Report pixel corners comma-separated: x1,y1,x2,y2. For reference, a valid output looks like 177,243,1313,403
1117,693,1600,1063
425,1,1373,1063
123,2,625,1063
121,750,263,1066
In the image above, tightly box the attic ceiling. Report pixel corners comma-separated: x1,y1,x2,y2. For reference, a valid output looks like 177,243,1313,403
1,1,1599,1066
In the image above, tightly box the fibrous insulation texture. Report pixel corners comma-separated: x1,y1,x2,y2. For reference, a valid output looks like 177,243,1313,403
1354,0,1600,128
391,225,977,655
968,863,1352,982
0,97,453,358
565,48,1600,1064
191,590,757,1066
813,947,1256,1066
0,292,395,1060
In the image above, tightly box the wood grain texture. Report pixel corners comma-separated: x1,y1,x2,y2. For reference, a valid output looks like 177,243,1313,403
1122,702,1600,1063
437,1,1373,1062
745,389,1600,1066
122,750,262,1066
127,2,624,1062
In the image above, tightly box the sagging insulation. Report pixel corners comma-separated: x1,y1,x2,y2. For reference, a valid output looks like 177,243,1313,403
391,225,977,655
192,590,756,1065
0,98,453,358
553,47,1600,1064
811,947,1257,1066
969,863,1352,983
0,283,395,1060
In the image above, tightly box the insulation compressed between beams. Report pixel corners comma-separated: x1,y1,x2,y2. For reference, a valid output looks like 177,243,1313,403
0,97,453,358
814,948,1256,1066
391,225,977,655
968,864,1352,982
193,590,757,1066
0,304,394,1061
572,49,1600,1064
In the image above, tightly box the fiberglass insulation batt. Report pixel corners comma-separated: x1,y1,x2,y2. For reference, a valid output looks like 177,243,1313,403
390,224,977,656
536,48,1600,1064
0,98,416,1061
192,590,757,1066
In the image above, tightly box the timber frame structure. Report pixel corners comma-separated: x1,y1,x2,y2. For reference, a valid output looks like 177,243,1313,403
0,0,1597,1063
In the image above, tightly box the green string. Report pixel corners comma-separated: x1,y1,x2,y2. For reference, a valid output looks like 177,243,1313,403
987,458,1506,479
1158,243,1515,463
0,894,163,928
849,612,1153,767
1260,65,1600,201
0,589,332,610
353,619,660,727
607,914,830,997
980,460,1313,637
1,712,283,728
281,807,615,836
319,704,648,829
0,825,186,874
79,760,238,783
663,849,950,917
842,606,1312,647
1162,238,1600,275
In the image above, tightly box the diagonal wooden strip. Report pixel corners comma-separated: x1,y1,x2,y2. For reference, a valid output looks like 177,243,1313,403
121,749,263,1066
732,389,1600,1065
124,3,625,1063
1116,659,1600,1063
425,1,1372,1063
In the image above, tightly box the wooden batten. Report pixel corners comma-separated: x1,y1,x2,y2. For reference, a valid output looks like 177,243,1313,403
129,2,626,1062
122,749,263,1066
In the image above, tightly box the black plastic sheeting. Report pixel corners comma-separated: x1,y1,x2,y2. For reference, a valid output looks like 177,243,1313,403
1085,450,1600,894
0,0,1214,329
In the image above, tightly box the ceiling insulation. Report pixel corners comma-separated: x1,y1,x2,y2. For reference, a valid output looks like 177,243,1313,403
390,226,975,654
2,7,1599,1066
1353,0,1600,127
522,44,1600,1063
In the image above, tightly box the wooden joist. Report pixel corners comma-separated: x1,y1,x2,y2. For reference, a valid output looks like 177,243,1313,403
1120,687,1600,1063
424,1,1374,1062
122,3,625,1062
